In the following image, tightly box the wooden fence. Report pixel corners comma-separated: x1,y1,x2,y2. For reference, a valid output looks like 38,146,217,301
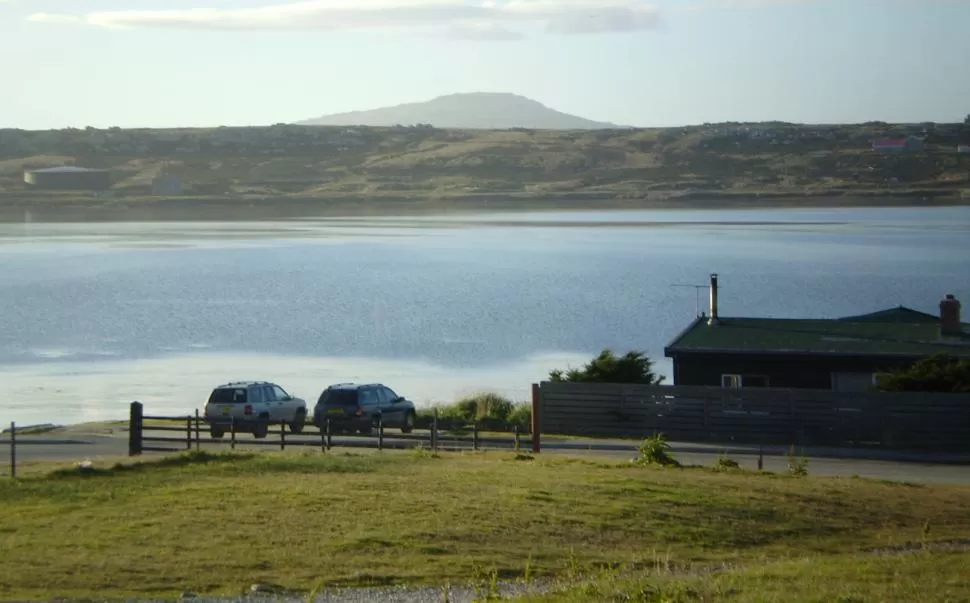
534,381,970,452
128,402,527,456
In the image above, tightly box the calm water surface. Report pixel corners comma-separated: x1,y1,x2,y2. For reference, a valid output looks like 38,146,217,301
1,206,968,425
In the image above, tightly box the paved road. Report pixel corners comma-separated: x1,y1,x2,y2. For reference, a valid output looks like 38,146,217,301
2,429,969,485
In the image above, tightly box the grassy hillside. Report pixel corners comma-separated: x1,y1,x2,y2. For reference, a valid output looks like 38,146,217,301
2,450,969,600
1,121,968,218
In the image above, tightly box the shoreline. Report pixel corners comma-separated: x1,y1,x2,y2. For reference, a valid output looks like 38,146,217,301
1,193,967,223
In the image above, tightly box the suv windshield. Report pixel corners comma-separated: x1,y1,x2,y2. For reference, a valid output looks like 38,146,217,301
208,387,247,405
318,389,359,407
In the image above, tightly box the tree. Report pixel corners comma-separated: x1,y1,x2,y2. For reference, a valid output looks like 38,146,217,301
876,354,970,393
549,349,664,385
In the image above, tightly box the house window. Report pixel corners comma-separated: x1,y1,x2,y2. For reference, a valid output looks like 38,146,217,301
721,374,769,389
831,372,876,393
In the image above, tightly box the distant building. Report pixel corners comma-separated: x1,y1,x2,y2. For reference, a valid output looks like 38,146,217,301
23,166,112,191
872,136,923,153
151,173,183,196
665,275,969,391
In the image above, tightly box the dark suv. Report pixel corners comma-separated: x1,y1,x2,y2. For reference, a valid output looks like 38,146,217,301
313,383,417,434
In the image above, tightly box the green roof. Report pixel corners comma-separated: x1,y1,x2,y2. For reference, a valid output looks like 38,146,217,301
837,306,940,324
665,307,970,358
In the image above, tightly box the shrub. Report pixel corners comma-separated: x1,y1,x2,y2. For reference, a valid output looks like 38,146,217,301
416,393,530,433
507,403,532,432
876,354,970,393
549,349,664,385
634,433,680,467
714,454,741,472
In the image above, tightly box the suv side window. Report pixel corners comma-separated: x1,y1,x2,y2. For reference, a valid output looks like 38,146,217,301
377,387,399,407
249,385,264,404
262,385,277,402
359,387,379,409
272,385,289,400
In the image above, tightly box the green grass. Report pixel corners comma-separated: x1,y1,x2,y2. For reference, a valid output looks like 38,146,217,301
514,550,970,602
1,450,970,600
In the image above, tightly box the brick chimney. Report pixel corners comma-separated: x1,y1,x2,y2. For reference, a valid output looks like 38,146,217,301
940,294,962,336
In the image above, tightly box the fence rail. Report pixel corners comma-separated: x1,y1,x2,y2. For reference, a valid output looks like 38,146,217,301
535,381,970,452
128,402,527,457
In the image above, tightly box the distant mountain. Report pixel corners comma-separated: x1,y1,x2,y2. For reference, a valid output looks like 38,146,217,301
296,92,623,130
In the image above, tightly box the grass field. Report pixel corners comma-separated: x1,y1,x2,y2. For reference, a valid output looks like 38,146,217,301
517,550,970,602
1,450,969,600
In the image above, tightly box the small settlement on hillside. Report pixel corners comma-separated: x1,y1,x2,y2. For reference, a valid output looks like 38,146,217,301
665,275,970,392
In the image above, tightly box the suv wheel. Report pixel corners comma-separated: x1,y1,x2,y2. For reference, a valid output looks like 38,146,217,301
211,428,225,439
252,419,269,439
289,410,306,435
401,411,416,434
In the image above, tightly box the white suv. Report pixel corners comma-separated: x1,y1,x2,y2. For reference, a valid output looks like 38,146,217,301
203,381,307,439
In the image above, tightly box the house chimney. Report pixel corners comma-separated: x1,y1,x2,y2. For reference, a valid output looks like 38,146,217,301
708,273,719,326
940,294,962,336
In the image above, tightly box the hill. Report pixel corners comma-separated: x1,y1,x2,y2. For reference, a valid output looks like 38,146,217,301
0,121,968,220
297,92,621,130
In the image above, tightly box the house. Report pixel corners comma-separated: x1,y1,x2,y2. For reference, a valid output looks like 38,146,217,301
664,275,970,392
871,136,923,153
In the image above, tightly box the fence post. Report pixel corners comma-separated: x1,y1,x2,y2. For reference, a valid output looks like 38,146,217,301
128,401,143,456
378,413,384,452
320,421,327,453
9,422,15,479
230,417,236,451
531,382,541,454
194,409,201,451
472,422,479,451
514,425,520,452
326,418,332,451
432,408,439,454
280,420,286,451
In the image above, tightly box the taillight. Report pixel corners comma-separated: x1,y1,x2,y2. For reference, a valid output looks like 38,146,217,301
355,406,364,417
244,404,253,416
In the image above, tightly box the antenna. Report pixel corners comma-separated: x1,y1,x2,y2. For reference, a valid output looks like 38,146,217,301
671,283,724,317
671,283,708,318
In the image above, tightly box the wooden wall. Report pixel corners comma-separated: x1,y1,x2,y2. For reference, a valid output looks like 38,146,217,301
537,381,970,451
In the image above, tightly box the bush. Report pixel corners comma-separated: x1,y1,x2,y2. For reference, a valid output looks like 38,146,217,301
634,433,680,467
416,393,531,433
714,454,741,472
876,354,970,393
549,349,664,385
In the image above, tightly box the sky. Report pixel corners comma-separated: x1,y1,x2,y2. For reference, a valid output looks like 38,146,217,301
1,0,969,130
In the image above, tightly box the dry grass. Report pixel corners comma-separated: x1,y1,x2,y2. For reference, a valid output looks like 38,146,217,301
0,451,969,599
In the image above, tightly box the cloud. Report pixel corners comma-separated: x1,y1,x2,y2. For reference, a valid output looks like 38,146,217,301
25,13,83,24
444,23,527,41
26,0,662,37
